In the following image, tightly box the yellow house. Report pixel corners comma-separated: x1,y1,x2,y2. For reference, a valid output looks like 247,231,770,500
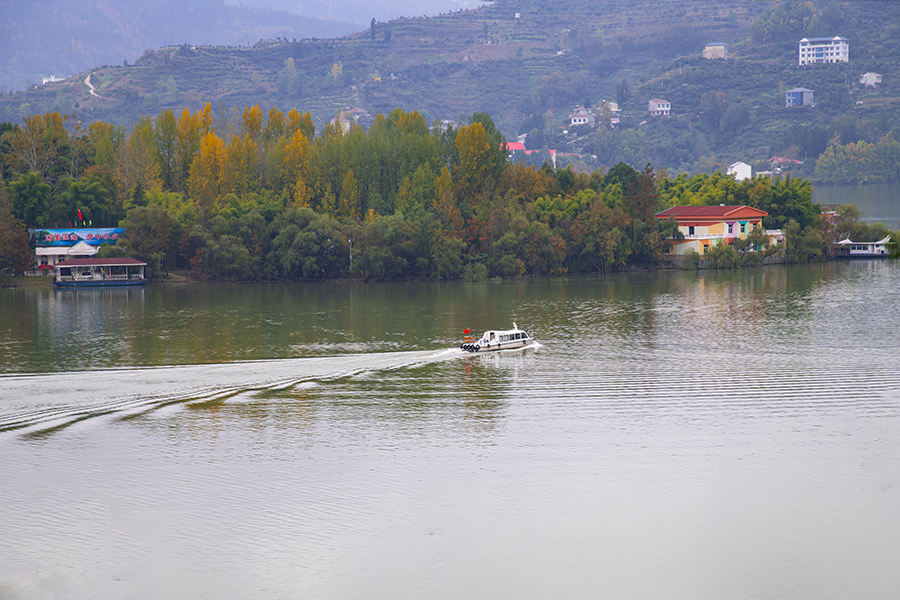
655,205,768,256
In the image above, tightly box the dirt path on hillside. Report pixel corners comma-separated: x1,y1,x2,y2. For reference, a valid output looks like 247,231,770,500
84,74,98,97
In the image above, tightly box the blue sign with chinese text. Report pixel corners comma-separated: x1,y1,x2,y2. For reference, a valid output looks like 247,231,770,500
35,228,126,247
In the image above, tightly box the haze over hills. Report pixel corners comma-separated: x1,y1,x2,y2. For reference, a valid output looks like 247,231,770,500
2,0,437,93
2,0,899,175
225,0,483,26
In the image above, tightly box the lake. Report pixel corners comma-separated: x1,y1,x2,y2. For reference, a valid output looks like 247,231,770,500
813,182,900,228
2,262,900,600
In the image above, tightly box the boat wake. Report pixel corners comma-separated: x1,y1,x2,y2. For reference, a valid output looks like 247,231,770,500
0,348,465,436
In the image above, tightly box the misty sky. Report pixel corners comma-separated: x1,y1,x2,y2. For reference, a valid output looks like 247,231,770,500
223,0,485,26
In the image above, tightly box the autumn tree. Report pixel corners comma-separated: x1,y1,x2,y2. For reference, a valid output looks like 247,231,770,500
188,131,226,218
174,103,212,192
454,122,490,211
286,109,315,142
221,134,259,196
339,169,360,221
0,192,31,275
88,121,125,171
2,112,70,185
115,115,159,207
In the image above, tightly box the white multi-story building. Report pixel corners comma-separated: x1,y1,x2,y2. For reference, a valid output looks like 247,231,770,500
648,98,670,117
798,36,849,65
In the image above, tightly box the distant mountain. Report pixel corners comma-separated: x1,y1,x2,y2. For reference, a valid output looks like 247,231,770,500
226,0,477,27
0,0,357,92
2,0,898,175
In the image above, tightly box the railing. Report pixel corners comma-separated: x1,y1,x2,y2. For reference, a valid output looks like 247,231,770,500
679,233,739,241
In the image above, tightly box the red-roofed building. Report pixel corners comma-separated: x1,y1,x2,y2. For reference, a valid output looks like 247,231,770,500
506,142,557,168
655,205,768,256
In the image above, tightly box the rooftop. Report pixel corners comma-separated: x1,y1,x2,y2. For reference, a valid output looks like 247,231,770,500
656,205,768,219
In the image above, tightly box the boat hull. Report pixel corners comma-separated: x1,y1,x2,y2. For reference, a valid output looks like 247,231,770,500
460,338,534,353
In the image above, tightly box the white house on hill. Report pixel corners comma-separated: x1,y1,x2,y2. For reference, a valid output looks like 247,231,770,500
648,98,670,116
568,106,596,128
703,43,727,60
727,162,752,181
860,72,882,87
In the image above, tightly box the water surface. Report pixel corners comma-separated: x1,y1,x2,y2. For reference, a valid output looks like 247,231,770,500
1,265,899,600
813,182,900,228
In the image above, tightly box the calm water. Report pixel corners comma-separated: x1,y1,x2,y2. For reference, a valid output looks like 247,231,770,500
813,182,900,228
2,264,900,600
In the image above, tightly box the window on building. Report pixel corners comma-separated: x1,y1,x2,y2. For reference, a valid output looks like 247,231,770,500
740,224,746,233
688,226,695,235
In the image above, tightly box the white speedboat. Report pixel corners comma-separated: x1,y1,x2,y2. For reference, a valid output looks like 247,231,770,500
460,322,535,353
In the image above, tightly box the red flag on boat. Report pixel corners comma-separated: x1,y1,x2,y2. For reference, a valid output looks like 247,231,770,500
464,328,470,334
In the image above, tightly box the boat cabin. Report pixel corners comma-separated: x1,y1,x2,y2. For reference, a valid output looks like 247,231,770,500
482,329,530,344
462,322,534,353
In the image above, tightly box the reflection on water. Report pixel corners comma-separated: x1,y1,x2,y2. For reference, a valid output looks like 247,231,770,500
1,264,900,600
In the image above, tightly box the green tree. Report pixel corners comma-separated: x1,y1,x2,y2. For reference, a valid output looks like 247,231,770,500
119,205,180,276
61,174,112,227
705,241,740,269
8,171,53,228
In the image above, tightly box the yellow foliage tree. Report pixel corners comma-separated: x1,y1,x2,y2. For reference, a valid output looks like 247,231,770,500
286,109,315,141
292,173,312,208
222,134,259,195
454,122,490,209
188,131,225,216
116,115,160,205
340,169,360,221
283,129,310,192
242,105,264,142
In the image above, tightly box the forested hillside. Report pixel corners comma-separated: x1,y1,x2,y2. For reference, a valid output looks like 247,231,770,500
2,0,899,181
0,0,357,94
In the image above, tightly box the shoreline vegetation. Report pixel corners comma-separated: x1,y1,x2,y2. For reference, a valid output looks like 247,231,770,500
2,107,897,285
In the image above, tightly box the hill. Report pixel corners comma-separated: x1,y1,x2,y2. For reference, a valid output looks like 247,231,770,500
0,0,357,93
2,0,899,176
